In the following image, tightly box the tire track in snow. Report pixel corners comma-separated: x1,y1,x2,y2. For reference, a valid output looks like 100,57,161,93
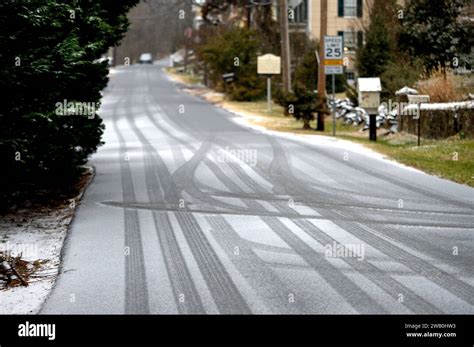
112,94,150,314
128,88,251,313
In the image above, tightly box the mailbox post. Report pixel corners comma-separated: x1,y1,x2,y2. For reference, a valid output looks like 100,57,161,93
222,73,235,94
408,95,430,146
257,54,281,113
358,78,382,142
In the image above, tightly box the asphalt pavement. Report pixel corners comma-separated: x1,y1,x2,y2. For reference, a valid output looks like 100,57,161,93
41,61,474,314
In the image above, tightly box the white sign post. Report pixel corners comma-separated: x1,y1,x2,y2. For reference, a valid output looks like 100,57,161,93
258,54,281,113
324,36,344,136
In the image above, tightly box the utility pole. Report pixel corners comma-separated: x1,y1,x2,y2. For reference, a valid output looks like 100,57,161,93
316,0,328,131
184,27,192,73
279,0,292,93
246,0,252,29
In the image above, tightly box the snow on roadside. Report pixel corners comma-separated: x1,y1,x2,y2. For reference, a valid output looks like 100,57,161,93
0,168,93,314
403,100,474,112
217,101,426,175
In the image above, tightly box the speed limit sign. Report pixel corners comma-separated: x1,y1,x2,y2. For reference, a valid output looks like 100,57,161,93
324,36,343,59
324,36,343,75
324,35,344,136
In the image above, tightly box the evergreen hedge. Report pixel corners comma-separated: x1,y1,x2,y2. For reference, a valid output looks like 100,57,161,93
0,0,138,209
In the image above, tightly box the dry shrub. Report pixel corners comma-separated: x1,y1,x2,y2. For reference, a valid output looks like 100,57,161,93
417,71,462,102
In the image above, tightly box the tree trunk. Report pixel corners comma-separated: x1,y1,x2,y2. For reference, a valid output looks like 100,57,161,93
303,118,311,130
316,112,325,131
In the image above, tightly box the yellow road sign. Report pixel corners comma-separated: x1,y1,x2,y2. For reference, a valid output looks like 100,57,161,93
324,59,343,66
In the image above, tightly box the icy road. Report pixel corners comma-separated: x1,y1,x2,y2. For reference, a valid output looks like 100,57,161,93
42,61,474,314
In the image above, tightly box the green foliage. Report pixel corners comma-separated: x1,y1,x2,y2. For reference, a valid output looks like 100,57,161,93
345,82,358,105
272,87,291,115
229,73,266,101
355,0,438,98
292,39,344,95
356,16,391,77
380,54,423,97
399,0,472,76
326,74,348,94
0,0,138,209
275,85,323,129
294,42,318,93
274,40,326,128
356,0,400,78
197,27,265,101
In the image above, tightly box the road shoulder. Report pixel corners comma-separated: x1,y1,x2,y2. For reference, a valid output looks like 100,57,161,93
0,167,94,314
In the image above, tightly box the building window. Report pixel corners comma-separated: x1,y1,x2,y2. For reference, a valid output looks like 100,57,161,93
289,0,308,23
344,31,356,51
344,0,357,17
346,72,355,81
338,0,362,18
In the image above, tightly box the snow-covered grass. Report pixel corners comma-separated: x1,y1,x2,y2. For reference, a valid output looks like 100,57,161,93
0,168,93,314
353,136,474,187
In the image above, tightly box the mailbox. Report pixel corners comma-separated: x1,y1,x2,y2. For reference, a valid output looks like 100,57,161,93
358,78,382,114
407,95,430,104
222,72,235,83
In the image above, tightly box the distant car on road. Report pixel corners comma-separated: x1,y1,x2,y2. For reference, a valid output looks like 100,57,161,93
139,53,153,64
